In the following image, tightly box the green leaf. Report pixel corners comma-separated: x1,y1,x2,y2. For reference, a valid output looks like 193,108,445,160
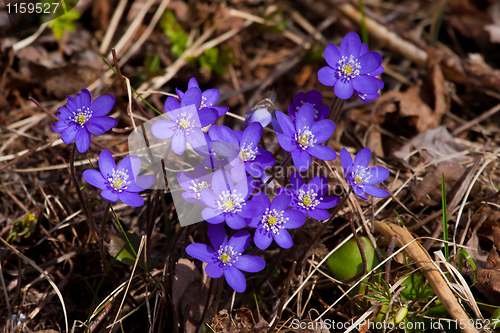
327,237,380,280
458,249,477,285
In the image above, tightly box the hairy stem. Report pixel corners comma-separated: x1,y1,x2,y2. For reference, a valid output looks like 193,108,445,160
99,202,111,269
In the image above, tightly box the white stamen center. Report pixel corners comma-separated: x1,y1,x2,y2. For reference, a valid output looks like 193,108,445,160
337,55,361,81
353,165,372,185
297,189,322,210
217,245,240,266
107,169,131,192
239,145,258,162
217,190,245,213
189,180,211,199
295,127,316,150
70,107,93,127
261,208,288,234
176,112,194,133
200,96,213,109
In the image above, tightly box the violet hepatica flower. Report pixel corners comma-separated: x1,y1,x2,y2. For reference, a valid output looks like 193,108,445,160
288,90,330,122
318,31,382,100
186,224,265,292
52,88,117,153
211,123,275,182
151,88,217,155
177,164,213,206
248,192,306,250
286,172,339,220
355,43,384,105
340,147,389,200
276,104,336,172
83,150,155,207
175,77,229,117
200,169,264,229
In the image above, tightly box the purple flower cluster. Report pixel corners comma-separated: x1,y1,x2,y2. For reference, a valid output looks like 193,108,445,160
52,88,117,153
51,31,390,294
318,31,383,103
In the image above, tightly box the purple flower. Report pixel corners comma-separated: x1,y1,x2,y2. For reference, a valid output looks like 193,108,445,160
200,169,264,229
355,43,384,105
186,224,265,292
248,192,306,250
340,147,389,200
285,172,339,220
288,90,330,122
83,150,155,207
151,88,217,155
244,107,273,128
276,104,337,172
177,164,213,206
176,77,229,116
318,32,382,100
211,123,275,182
52,88,117,153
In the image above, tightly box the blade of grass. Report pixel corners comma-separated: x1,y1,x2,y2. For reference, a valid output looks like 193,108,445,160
458,249,477,285
358,0,368,44
101,58,162,115
442,173,449,261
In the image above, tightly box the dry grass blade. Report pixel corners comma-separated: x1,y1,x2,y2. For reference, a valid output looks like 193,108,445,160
0,237,69,333
374,221,478,333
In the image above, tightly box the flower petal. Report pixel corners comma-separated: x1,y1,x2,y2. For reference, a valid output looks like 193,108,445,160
296,104,315,131
226,214,248,230
79,88,92,107
277,134,297,152
353,185,368,200
75,128,91,153
340,31,361,58
208,223,227,249
200,188,219,207
240,122,263,149
308,175,329,196
227,230,251,253
366,166,389,185
202,207,224,223
270,192,291,212
118,191,144,207
198,108,218,127
310,120,335,143
213,106,229,117
98,150,116,178
101,189,119,202
364,185,389,198
316,195,339,209
83,169,108,190
180,88,202,110
340,148,353,171
171,131,187,155
202,89,220,107
224,266,246,292
274,229,293,249
85,116,116,135
283,210,306,229
308,208,330,220
352,75,379,95
289,172,305,192
239,201,265,218
308,145,337,161
324,44,342,68
61,127,77,144
90,94,115,117
164,96,181,113
151,120,176,140
358,51,382,75
275,111,296,135
205,263,224,278
187,128,210,150
334,80,354,100
186,243,217,263
318,66,337,86
188,77,200,89
234,255,265,273
354,147,371,168
254,228,273,250
52,120,70,133
291,150,311,172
